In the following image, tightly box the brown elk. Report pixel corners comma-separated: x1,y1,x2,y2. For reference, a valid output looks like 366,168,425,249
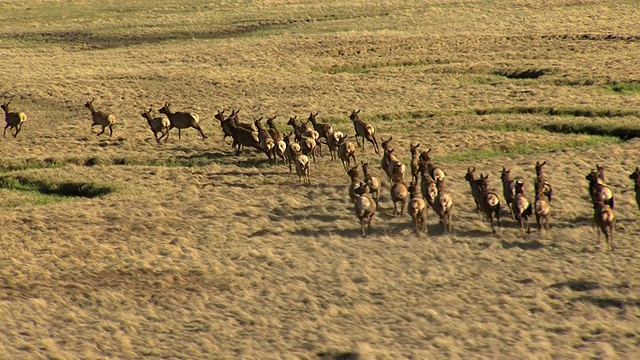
158,102,206,140
593,199,615,252
85,98,116,137
477,174,501,234
500,167,516,220
141,108,170,144
419,149,445,182
533,180,551,233
534,161,553,202
586,169,614,209
337,134,357,171
629,167,640,213
409,142,421,183
361,161,381,207
433,178,454,233
1,97,28,138
390,174,409,217
408,180,428,233
464,166,483,217
307,112,333,142
513,180,533,235
349,109,380,155
353,183,377,237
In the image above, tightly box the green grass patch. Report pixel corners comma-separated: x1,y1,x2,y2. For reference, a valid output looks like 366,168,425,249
605,81,640,95
474,106,640,118
0,175,115,199
441,135,620,163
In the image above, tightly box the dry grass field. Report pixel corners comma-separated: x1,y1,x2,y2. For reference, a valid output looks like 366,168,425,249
1,0,640,358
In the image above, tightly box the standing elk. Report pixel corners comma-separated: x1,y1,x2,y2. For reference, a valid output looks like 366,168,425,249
158,102,206,140
1,97,28,138
84,98,116,138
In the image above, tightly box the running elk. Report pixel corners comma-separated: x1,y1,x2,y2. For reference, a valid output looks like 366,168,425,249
349,109,380,155
84,98,116,138
158,102,206,140
478,174,501,234
408,180,428,233
1,98,28,138
630,167,640,213
141,108,170,144
534,161,553,202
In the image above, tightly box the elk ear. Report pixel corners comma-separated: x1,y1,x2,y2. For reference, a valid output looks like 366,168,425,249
416,142,420,148
314,111,319,116
542,161,547,166
293,115,297,120
356,109,361,113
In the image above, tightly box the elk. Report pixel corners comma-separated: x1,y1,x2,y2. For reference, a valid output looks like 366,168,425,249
409,142,421,183
337,134,357,171
353,183,377,237
420,172,438,209
593,199,615,252
534,181,551,233
229,116,261,155
157,102,206,140
478,174,501,234
534,161,553,202
390,175,409,216
629,167,640,213
294,150,311,185
386,148,406,182
214,109,233,141
84,98,116,137
513,180,533,235
349,109,380,155
380,136,394,178
464,166,483,217
326,131,343,160
347,166,367,203
361,161,381,207
287,115,306,142
586,169,614,209
433,178,453,233
408,180,428,233
1,98,28,138
254,117,276,163
500,167,516,220
419,149,445,182
283,132,301,174
307,112,333,142
141,108,170,144
266,115,287,164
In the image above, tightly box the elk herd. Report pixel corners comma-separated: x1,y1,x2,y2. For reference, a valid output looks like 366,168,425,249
2,95,640,252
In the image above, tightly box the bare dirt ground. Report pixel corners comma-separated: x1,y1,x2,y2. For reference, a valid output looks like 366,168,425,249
1,0,640,358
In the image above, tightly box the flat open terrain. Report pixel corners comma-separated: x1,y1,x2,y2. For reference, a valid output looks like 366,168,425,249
1,0,640,358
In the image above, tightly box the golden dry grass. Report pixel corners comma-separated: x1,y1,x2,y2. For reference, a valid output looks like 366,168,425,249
1,0,640,358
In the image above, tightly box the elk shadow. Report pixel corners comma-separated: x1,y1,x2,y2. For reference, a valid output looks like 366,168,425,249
548,279,601,292
501,239,545,251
